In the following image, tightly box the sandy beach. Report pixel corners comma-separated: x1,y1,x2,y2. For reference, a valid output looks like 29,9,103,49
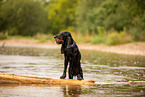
0,39,145,56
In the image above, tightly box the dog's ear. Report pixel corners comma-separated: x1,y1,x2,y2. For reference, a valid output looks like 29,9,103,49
61,46,64,54
66,36,73,49
61,36,72,54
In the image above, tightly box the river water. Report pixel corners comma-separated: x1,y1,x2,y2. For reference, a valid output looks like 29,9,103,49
0,46,145,96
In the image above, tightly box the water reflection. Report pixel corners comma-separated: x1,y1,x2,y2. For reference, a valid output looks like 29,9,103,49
0,46,145,96
61,85,82,97
0,84,145,97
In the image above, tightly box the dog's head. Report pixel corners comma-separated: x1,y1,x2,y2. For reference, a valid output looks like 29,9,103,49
54,31,72,45
54,31,76,54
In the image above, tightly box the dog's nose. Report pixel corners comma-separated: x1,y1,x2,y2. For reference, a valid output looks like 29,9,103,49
54,35,57,38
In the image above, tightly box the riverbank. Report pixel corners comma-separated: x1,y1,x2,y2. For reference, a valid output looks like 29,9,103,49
0,39,145,56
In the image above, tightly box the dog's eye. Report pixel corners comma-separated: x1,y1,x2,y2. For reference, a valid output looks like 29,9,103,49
59,36,63,39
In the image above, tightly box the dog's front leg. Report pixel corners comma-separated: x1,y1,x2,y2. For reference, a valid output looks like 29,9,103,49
60,57,68,79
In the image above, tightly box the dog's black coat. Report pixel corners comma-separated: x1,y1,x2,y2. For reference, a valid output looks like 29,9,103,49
54,32,84,80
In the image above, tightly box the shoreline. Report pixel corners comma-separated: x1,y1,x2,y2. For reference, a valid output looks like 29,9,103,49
0,39,145,56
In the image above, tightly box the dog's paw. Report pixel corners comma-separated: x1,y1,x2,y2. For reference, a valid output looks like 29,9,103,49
77,74,83,80
60,74,66,79
77,77,83,80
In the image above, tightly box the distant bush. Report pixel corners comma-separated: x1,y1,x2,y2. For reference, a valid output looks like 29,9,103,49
34,33,54,43
91,35,106,44
107,31,132,45
90,27,132,45
91,26,107,44
0,32,8,40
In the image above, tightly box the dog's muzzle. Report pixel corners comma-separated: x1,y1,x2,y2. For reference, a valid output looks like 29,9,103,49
54,36,64,44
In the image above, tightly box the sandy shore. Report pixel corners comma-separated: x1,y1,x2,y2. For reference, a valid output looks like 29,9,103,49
0,39,145,56
79,43,145,56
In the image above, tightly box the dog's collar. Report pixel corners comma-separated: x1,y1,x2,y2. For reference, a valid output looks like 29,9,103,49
71,41,76,48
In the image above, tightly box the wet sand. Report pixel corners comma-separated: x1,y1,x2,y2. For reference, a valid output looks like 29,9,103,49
0,39,145,56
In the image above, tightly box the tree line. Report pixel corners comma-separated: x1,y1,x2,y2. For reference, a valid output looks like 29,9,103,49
0,0,145,41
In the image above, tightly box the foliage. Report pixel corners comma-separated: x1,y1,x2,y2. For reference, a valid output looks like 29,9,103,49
0,32,7,40
76,0,145,42
90,28,132,45
106,31,132,45
91,26,107,44
129,9,145,41
0,0,47,36
47,0,78,34
0,0,145,44
76,0,104,34
91,35,106,44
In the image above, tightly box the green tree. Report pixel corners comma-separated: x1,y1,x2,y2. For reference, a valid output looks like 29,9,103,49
76,0,104,34
0,0,6,32
124,0,145,41
47,0,78,34
76,0,145,41
0,0,47,36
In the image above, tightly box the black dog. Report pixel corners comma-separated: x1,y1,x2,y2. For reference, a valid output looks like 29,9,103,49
54,31,84,80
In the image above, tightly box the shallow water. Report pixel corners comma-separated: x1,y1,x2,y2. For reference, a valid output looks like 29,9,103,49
0,46,145,96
